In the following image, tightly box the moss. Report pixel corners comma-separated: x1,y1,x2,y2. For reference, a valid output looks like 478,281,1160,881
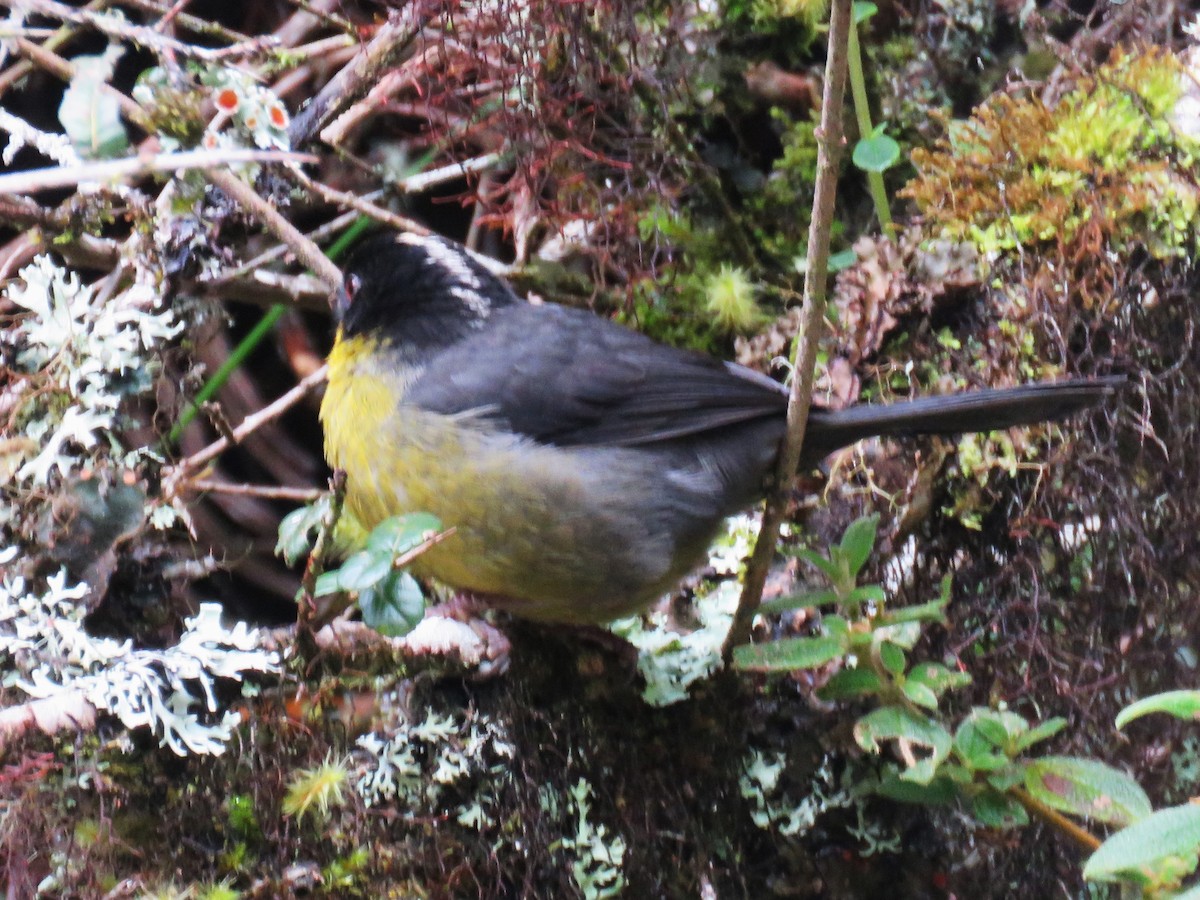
905,47,1196,265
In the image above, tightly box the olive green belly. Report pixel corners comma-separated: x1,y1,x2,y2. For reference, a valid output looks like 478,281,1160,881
324,393,710,623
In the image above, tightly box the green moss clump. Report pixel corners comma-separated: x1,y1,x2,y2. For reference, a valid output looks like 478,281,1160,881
904,47,1198,268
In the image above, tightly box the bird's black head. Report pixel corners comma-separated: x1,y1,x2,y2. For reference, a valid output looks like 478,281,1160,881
335,232,519,353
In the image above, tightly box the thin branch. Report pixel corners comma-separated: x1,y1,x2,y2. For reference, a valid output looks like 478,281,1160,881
185,479,325,502
1010,787,1103,853
205,167,342,288
289,167,433,237
9,0,274,60
287,6,425,148
0,148,316,195
170,363,329,477
723,0,854,658
398,152,504,194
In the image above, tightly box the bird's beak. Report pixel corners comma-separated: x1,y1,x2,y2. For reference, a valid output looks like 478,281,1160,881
331,283,351,320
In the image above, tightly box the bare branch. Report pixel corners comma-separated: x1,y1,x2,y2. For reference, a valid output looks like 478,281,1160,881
287,6,425,147
205,167,342,288
0,148,316,195
724,0,854,657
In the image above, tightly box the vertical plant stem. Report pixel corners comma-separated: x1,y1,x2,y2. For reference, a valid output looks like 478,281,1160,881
723,0,854,660
847,16,894,235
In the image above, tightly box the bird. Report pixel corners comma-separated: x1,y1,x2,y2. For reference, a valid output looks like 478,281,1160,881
320,232,1118,625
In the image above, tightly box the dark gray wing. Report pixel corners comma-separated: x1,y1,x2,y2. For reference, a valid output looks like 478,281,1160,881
405,303,788,447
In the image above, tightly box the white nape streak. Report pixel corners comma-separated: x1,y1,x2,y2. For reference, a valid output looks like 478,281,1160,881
398,232,493,319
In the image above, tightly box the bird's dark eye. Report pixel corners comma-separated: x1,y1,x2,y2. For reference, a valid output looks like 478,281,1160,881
344,273,361,301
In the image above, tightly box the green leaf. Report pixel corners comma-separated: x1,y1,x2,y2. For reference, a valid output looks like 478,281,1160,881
847,584,886,606
365,512,443,557
359,571,426,638
852,2,878,24
795,548,841,584
1116,691,1200,729
972,789,1029,828
878,641,906,676
59,52,129,158
966,708,1030,752
761,587,838,615
818,667,882,700
874,772,956,805
1084,804,1200,883
827,248,858,272
984,763,1026,792
313,570,341,598
1025,757,1151,826
901,679,939,710
732,635,846,672
852,134,901,173
326,550,391,593
838,515,879,576
953,716,1011,772
907,662,972,699
276,496,331,565
1014,716,1068,753
854,706,952,784
883,597,952,626
873,620,922,649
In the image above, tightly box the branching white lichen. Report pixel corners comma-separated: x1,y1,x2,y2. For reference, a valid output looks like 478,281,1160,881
355,708,515,829
3,255,181,489
612,514,772,706
740,751,851,837
739,751,900,854
560,779,627,900
0,559,278,756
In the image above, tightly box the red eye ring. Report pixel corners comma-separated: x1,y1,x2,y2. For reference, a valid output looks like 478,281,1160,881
344,273,361,301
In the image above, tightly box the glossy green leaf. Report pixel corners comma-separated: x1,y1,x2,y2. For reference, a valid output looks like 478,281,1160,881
873,620,922,650
359,570,426,638
854,706,952,784
365,512,443,557
852,134,901,173
326,549,391,593
732,635,846,672
884,597,951,626
1116,690,1200,729
1084,804,1200,883
1025,757,1151,826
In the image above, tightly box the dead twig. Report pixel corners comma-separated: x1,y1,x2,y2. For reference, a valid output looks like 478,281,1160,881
205,167,342,288
0,148,317,195
287,6,426,148
169,363,329,479
186,479,325,502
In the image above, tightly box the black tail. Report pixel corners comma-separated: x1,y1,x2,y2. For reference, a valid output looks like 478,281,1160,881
801,376,1122,467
